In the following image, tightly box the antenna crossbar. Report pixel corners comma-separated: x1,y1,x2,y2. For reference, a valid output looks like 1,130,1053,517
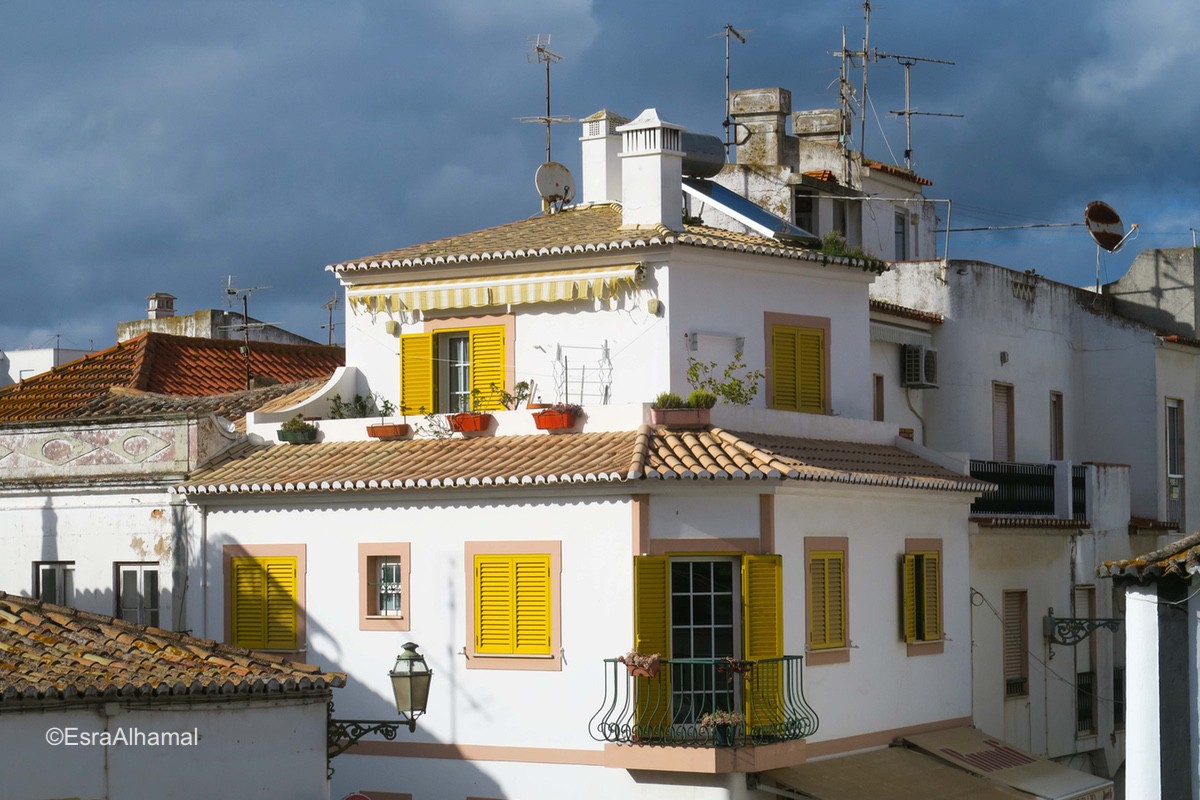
523,34,571,163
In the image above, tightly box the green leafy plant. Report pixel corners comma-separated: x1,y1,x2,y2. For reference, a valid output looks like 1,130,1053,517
686,353,764,406
416,407,454,439
686,390,717,410
543,402,583,415
698,709,744,728
652,391,685,409
279,414,318,434
493,381,532,411
328,392,396,420
819,230,886,274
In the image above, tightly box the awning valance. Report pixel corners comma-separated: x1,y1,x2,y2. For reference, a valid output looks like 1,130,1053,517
348,264,644,314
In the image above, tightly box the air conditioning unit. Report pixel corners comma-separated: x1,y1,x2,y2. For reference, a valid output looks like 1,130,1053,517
901,344,938,389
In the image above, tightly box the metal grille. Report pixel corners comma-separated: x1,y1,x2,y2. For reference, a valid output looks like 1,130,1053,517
1076,670,1096,734
970,460,1055,516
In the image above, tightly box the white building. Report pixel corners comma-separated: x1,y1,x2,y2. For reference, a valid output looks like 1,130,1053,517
0,345,94,387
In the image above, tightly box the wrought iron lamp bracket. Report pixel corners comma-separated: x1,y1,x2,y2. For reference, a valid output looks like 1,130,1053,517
1043,607,1122,647
327,701,418,777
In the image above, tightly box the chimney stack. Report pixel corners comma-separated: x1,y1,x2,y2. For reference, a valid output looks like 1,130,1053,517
617,109,684,230
731,88,793,167
579,109,629,204
146,292,176,320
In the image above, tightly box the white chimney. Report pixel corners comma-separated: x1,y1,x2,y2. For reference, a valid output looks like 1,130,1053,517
579,109,628,204
617,109,684,230
147,292,176,320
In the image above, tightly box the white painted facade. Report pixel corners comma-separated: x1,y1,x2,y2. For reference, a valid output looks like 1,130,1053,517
0,696,331,799
0,346,94,386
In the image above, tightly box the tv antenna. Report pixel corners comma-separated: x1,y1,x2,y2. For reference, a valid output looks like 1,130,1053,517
321,293,341,346
876,51,960,170
711,24,751,149
223,276,273,390
518,35,574,164
1084,201,1139,292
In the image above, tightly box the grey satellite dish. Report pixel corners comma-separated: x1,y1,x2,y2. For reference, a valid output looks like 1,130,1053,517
1085,200,1125,252
535,162,576,208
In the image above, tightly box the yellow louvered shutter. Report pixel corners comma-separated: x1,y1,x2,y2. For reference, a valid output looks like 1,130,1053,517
399,332,435,414
468,326,506,410
921,552,941,641
771,325,826,413
231,556,297,650
474,554,551,655
633,556,671,732
743,554,784,729
901,554,918,643
809,551,846,649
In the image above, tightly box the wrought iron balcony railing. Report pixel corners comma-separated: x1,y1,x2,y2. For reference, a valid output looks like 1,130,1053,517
969,460,1087,519
588,656,818,747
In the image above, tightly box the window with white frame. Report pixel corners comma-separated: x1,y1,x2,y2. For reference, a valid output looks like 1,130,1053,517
34,561,74,606
116,563,160,627
359,543,411,632
371,557,404,616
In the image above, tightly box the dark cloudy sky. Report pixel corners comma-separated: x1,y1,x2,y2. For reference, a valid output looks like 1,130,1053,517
3,1,1197,352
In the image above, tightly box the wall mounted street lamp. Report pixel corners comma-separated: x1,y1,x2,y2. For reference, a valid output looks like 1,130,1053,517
328,642,434,772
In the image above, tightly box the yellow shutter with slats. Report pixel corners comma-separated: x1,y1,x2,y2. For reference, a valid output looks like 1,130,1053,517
468,326,506,410
743,554,784,729
808,551,846,649
901,554,918,643
922,552,941,641
771,325,825,413
633,556,671,732
1003,591,1027,684
474,554,551,655
231,556,297,650
399,332,435,415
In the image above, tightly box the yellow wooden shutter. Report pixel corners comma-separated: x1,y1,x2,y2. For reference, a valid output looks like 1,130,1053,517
399,332,435,414
633,556,671,732
231,556,297,650
795,327,826,413
771,327,799,411
922,552,941,641
901,554,918,643
809,551,845,649
1003,590,1027,685
468,326,506,410
474,554,551,655
743,554,784,729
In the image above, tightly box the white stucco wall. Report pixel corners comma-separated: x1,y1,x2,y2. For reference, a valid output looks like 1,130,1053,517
0,696,331,800
1123,583,1161,800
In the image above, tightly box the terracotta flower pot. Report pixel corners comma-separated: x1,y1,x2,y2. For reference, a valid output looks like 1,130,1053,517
649,408,711,428
448,412,493,433
533,409,578,431
367,423,410,440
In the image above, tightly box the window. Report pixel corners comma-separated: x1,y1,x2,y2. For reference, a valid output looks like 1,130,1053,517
34,561,74,606
1003,590,1028,697
227,552,300,651
901,539,942,651
1074,585,1097,736
894,210,908,260
359,543,411,631
794,188,816,233
116,563,159,627
399,324,507,414
1112,666,1125,728
767,313,829,414
634,554,782,726
993,382,1014,461
1166,398,1184,525
1050,391,1064,460
873,374,885,421
465,541,561,671
806,537,848,662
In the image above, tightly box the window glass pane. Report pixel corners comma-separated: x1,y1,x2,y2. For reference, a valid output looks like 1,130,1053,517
144,568,160,627
448,334,470,412
671,562,691,591
692,595,712,625
40,566,56,603
377,558,403,616
121,569,140,621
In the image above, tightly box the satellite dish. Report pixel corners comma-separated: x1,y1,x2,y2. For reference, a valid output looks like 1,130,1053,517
535,162,576,209
1084,200,1125,252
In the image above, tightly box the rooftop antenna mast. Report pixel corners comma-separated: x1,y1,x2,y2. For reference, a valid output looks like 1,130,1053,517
875,51,960,170
520,35,572,164
836,26,857,185
321,293,341,346
717,24,749,149
859,1,871,160
223,275,272,390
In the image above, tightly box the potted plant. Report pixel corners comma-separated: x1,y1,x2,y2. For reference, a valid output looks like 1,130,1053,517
699,709,744,747
533,402,583,431
617,650,661,678
365,398,409,440
649,390,716,428
448,389,494,434
277,414,319,444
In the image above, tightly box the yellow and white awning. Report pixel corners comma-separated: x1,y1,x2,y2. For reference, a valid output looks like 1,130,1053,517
348,264,645,314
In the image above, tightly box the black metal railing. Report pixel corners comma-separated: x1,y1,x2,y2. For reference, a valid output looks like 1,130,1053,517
588,656,818,747
970,460,1087,519
1076,670,1096,734
1113,666,1125,728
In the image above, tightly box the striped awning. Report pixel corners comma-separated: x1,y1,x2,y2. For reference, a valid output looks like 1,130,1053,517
348,264,644,313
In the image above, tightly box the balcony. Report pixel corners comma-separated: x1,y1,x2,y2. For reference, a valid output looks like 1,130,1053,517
589,656,818,749
969,460,1087,519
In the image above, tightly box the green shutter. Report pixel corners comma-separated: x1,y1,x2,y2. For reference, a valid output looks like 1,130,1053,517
399,332,435,414
468,326,507,411
901,554,918,643
231,556,297,651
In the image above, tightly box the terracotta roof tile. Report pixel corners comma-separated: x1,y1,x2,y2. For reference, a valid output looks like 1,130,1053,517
0,333,342,422
0,593,344,704
329,204,868,274
1099,530,1200,581
72,379,328,423
864,159,934,187
870,298,944,325
176,425,986,495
